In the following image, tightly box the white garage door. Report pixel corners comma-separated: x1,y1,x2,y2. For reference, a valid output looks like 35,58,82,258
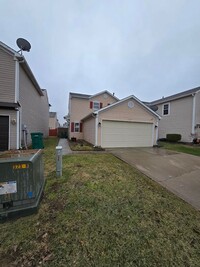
102,120,153,148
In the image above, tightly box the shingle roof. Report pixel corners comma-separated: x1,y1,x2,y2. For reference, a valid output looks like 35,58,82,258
69,92,91,99
69,90,119,100
150,86,200,105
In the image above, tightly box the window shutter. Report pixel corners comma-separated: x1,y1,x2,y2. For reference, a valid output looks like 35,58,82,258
80,122,83,132
100,102,103,109
90,101,93,109
71,122,74,132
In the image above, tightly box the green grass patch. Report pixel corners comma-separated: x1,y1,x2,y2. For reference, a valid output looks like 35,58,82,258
1,137,200,266
158,141,200,156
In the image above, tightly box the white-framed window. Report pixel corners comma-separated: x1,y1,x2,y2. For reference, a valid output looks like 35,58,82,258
74,122,80,132
93,101,100,110
163,103,170,116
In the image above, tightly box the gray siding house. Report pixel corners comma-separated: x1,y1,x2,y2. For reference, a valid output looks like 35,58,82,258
0,41,49,151
149,87,200,142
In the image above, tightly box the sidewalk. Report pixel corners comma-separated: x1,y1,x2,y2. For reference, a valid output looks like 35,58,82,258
57,138,72,155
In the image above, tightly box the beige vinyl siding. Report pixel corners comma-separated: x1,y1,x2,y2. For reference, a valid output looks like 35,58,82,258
0,48,15,102
70,98,89,139
0,110,17,149
90,93,117,107
19,66,49,145
69,92,118,139
97,99,157,146
83,117,96,145
156,96,193,142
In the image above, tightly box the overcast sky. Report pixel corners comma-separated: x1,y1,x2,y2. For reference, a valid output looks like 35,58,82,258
1,0,200,124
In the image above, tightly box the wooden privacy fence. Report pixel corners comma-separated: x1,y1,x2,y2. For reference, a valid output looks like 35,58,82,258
49,128,68,138
49,128,58,136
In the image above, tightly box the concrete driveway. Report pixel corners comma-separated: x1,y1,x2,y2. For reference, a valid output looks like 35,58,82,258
108,147,200,211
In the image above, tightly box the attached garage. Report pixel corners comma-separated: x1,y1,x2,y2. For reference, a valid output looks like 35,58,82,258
82,95,161,148
102,120,153,148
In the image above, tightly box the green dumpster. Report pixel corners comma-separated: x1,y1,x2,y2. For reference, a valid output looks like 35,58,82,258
0,149,45,219
31,132,44,149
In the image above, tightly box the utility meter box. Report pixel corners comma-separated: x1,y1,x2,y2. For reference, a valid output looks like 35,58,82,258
0,149,45,219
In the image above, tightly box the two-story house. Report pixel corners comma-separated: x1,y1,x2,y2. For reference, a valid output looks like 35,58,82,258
68,90,160,148
149,87,200,142
0,41,49,151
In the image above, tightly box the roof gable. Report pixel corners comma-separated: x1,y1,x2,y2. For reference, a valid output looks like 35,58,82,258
89,90,119,101
69,90,119,101
94,95,161,119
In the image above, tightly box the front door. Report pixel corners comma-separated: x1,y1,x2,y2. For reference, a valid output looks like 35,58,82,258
0,116,9,151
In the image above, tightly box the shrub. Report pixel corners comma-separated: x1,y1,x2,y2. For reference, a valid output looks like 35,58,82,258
158,138,167,142
166,134,181,142
193,138,200,144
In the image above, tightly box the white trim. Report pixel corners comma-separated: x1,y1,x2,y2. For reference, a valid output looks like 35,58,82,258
192,94,196,135
94,95,161,119
95,114,98,146
14,58,19,102
152,124,154,146
155,120,159,144
162,102,170,116
16,110,20,149
19,106,22,148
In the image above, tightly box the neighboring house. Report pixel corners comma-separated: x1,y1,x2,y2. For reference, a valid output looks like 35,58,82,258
49,112,59,136
149,87,200,142
0,41,49,151
68,91,160,148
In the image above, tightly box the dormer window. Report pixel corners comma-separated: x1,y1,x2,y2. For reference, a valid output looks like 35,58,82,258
163,103,170,116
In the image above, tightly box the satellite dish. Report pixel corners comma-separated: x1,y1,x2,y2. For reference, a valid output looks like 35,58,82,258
16,38,31,53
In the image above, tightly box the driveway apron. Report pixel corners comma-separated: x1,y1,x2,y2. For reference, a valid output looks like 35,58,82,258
109,147,200,211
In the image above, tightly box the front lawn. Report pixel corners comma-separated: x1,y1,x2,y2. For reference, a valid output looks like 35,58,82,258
158,141,200,156
1,137,200,266
69,139,104,151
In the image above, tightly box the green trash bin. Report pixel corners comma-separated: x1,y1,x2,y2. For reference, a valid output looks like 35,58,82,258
31,132,44,149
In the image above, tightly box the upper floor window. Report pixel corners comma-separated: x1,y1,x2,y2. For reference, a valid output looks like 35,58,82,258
93,101,100,110
163,103,170,116
90,101,103,110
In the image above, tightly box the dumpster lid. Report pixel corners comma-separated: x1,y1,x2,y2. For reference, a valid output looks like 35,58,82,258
0,149,42,162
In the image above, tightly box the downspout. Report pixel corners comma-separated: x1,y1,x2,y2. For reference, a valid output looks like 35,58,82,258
192,90,200,141
155,120,159,145
192,93,196,141
14,56,20,149
95,113,98,147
